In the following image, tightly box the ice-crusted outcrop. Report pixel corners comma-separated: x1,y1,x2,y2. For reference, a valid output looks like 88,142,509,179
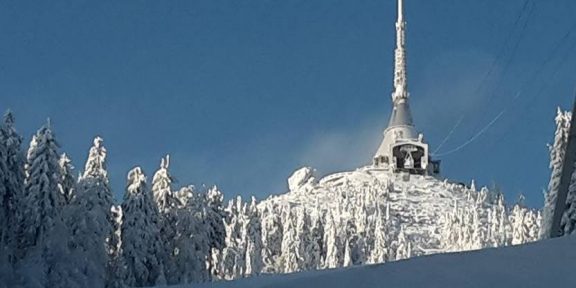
287,167,316,193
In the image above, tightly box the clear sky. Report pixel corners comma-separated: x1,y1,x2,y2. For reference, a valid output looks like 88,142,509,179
1,0,576,207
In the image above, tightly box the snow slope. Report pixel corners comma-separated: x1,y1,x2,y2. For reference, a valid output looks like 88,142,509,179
262,167,538,257
186,236,576,288
208,166,540,281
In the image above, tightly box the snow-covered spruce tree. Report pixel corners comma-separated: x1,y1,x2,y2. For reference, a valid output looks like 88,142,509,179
393,228,411,261
243,197,263,276
121,167,163,287
279,207,300,273
342,217,356,267
260,202,283,274
108,204,125,288
173,185,210,283
342,239,352,267
352,201,369,266
18,123,84,287
67,137,116,288
440,206,460,252
508,195,542,245
231,197,247,277
542,108,571,238
152,155,179,212
323,210,341,269
561,162,576,235
204,185,227,277
294,208,312,271
510,203,527,246
216,197,246,280
308,210,324,270
59,153,76,204
0,111,25,265
0,112,12,286
151,155,181,285
20,125,63,252
172,186,197,283
486,204,501,248
533,212,543,240
369,207,389,264
474,188,490,249
470,206,484,250
492,193,509,247
345,213,367,266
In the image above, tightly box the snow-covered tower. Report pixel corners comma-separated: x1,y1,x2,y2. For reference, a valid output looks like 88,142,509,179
373,0,440,176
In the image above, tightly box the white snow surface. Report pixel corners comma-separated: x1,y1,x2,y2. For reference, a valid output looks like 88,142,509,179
181,236,576,288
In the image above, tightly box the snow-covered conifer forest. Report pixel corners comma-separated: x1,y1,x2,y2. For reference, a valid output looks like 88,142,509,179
3,109,572,288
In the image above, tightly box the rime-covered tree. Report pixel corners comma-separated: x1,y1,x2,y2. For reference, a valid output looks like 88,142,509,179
323,210,341,269
0,113,11,285
261,203,283,274
243,197,263,276
369,208,389,264
20,124,64,251
295,209,312,270
108,204,125,288
173,186,210,283
345,215,366,266
561,162,576,235
18,123,84,287
308,211,324,270
217,198,246,280
352,202,369,266
121,167,162,287
0,111,25,264
172,186,197,283
152,155,179,213
204,186,227,274
59,153,76,204
0,129,7,240
280,207,299,273
542,108,571,238
0,123,7,236
342,239,352,267
393,228,411,261
532,212,542,240
151,155,180,284
493,194,509,247
510,203,527,246
67,137,116,287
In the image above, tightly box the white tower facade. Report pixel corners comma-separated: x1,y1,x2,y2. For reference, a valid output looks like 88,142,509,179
373,0,440,175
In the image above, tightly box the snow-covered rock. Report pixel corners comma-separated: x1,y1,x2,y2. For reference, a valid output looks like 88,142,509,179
287,167,316,192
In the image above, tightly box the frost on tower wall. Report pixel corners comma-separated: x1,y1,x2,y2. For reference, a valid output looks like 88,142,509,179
373,0,440,176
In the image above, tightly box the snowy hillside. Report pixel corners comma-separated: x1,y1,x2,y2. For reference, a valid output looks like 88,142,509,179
188,235,576,288
269,167,523,256
211,166,540,280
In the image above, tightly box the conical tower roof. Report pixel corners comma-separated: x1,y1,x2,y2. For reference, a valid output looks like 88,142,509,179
388,0,414,129
374,0,419,161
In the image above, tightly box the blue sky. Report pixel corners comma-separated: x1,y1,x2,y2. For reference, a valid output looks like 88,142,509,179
1,0,576,207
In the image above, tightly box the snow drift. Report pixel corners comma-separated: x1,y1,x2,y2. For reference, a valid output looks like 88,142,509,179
188,236,576,288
